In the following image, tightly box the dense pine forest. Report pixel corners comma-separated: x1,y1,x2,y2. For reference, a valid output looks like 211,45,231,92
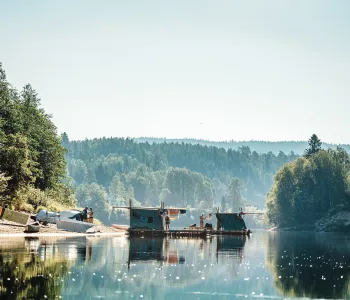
63,134,299,216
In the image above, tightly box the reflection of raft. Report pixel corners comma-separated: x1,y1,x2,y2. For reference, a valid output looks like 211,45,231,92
112,224,129,231
128,228,251,237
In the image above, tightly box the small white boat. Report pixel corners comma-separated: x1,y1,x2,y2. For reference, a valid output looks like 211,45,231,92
112,224,129,231
56,219,95,233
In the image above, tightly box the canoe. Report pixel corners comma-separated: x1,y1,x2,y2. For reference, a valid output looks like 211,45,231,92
112,224,129,231
57,219,95,233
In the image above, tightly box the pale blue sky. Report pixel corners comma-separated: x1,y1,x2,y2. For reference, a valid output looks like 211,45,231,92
1,0,350,143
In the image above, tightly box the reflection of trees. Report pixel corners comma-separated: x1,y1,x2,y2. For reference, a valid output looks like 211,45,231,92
266,232,350,299
0,238,70,299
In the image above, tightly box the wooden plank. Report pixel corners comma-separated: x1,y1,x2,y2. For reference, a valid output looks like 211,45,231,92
2,209,30,225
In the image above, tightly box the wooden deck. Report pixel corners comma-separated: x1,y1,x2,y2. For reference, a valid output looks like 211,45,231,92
127,228,251,237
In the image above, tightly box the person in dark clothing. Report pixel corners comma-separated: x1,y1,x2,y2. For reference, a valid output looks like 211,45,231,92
165,215,170,230
82,207,88,222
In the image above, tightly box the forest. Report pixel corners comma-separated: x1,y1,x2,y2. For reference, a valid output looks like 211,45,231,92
0,63,75,212
267,135,350,229
63,133,299,223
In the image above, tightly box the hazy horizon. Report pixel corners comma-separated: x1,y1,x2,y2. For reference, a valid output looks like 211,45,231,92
1,1,350,144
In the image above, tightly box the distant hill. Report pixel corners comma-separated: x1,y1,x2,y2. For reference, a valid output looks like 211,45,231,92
134,138,350,155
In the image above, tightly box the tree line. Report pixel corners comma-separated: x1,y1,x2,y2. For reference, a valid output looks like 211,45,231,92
135,137,350,155
62,133,300,222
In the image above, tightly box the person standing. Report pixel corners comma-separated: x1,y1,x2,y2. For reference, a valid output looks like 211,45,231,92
200,213,204,228
89,207,94,223
165,214,170,230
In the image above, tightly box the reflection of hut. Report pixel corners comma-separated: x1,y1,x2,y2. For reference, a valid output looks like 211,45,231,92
216,236,246,252
216,236,246,263
163,238,185,265
128,237,164,265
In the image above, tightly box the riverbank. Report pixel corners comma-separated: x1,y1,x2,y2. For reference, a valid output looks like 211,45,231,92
268,209,350,233
0,218,125,236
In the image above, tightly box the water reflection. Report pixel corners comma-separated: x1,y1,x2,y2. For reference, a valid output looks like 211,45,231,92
0,237,71,300
266,232,350,299
0,233,349,299
128,237,188,267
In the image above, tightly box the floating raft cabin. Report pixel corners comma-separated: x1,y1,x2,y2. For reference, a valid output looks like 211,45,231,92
113,201,252,237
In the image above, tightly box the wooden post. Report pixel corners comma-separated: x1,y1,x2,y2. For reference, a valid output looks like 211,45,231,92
129,199,132,227
216,207,220,230
160,201,165,231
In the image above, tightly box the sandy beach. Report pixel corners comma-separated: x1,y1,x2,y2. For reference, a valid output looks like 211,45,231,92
0,218,125,237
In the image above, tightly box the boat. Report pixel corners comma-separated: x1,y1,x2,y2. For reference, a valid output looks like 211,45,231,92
112,224,129,231
24,223,40,233
56,219,95,233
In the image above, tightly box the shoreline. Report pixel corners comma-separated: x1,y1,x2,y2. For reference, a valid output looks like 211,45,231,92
0,231,126,238
0,218,127,237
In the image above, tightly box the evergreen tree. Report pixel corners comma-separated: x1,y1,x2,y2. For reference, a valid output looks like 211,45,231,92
304,134,322,157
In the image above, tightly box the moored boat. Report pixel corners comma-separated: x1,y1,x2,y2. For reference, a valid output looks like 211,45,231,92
112,224,129,231
24,223,41,233
56,219,95,233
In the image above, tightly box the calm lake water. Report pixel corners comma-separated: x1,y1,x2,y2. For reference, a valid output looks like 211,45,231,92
0,231,349,300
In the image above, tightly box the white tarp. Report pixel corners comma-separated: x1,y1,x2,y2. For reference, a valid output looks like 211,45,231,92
36,209,82,224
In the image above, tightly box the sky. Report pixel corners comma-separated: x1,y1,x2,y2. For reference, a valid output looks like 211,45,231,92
1,0,350,143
